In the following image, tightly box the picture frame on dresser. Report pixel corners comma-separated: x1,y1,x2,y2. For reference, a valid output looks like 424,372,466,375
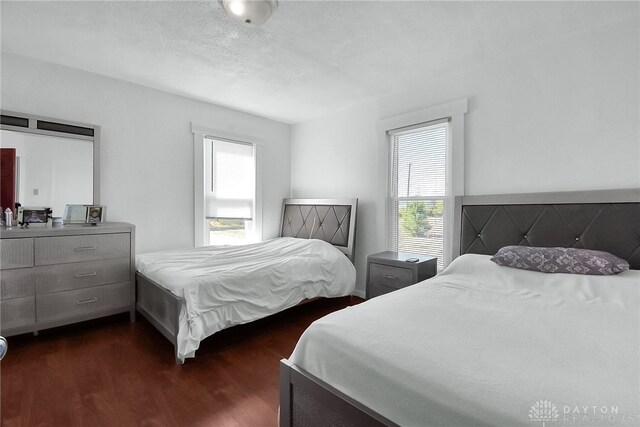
64,204,90,224
17,207,51,225
85,206,105,224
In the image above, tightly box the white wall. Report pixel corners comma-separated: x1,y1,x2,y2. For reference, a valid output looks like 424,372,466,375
292,18,640,295
1,53,291,253
291,100,379,298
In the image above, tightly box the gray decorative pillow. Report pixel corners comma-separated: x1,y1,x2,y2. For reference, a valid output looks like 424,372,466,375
490,246,630,275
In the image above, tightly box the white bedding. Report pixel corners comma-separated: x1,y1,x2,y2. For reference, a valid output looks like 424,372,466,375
136,237,355,362
289,254,640,426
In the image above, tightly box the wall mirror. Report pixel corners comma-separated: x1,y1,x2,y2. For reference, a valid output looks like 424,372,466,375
0,111,100,218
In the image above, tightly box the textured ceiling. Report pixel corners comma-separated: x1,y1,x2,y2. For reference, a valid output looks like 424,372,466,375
0,1,635,124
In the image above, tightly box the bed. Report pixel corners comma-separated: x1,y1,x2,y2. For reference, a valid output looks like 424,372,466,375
136,198,357,363
279,189,640,427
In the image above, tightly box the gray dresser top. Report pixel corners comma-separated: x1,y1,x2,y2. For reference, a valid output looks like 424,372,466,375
0,222,135,239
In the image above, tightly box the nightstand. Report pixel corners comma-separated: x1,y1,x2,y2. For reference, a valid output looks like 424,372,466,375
366,251,437,299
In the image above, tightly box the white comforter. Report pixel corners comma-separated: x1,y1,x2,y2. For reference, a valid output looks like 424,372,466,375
289,254,640,426
137,237,355,362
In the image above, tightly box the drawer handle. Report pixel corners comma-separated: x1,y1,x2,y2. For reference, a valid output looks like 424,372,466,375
74,246,96,252
76,297,98,305
382,274,397,280
75,272,97,278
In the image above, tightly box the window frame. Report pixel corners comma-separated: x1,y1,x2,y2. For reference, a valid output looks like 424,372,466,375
376,99,467,268
192,123,263,247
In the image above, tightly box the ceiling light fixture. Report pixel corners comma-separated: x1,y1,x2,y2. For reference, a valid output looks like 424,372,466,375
222,0,277,27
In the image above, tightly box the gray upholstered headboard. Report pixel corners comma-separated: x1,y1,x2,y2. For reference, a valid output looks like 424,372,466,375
455,189,640,270
280,198,358,261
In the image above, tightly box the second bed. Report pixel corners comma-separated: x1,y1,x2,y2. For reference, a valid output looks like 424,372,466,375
136,198,358,363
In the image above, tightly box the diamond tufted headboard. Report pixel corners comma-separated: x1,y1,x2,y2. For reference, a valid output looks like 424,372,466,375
455,189,640,270
280,198,358,261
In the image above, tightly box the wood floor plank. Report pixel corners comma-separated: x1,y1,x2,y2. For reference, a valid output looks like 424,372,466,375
1,297,361,426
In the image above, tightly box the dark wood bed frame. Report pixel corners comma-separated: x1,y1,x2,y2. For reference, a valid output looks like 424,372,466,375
279,188,640,427
136,198,358,364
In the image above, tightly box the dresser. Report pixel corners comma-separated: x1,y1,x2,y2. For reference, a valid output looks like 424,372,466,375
0,222,135,336
366,251,437,299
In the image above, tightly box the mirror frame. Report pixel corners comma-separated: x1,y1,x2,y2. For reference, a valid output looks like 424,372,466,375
0,109,100,207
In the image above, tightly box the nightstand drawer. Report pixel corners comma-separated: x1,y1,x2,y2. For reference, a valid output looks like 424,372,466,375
369,263,413,288
368,283,399,299
35,233,130,265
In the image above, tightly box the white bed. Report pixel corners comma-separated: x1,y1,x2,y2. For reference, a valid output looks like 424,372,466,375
288,254,640,426
137,237,355,362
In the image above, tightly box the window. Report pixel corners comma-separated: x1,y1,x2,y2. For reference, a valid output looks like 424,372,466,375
192,124,263,248
378,98,467,270
204,138,256,245
389,120,449,270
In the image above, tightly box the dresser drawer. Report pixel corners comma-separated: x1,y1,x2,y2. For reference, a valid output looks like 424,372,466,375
37,281,130,324
1,296,35,332
35,233,130,265
1,238,34,270
1,268,36,300
369,263,414,288
36,257,130,295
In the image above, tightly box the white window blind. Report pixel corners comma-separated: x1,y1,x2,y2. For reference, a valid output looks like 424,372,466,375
204,138,255,220
389,119,450,270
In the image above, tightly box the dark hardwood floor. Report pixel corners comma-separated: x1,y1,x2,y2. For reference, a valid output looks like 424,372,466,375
1,297,361,427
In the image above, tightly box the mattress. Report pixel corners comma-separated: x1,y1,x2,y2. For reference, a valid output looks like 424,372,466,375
289,254,640,426
136,237,356,361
